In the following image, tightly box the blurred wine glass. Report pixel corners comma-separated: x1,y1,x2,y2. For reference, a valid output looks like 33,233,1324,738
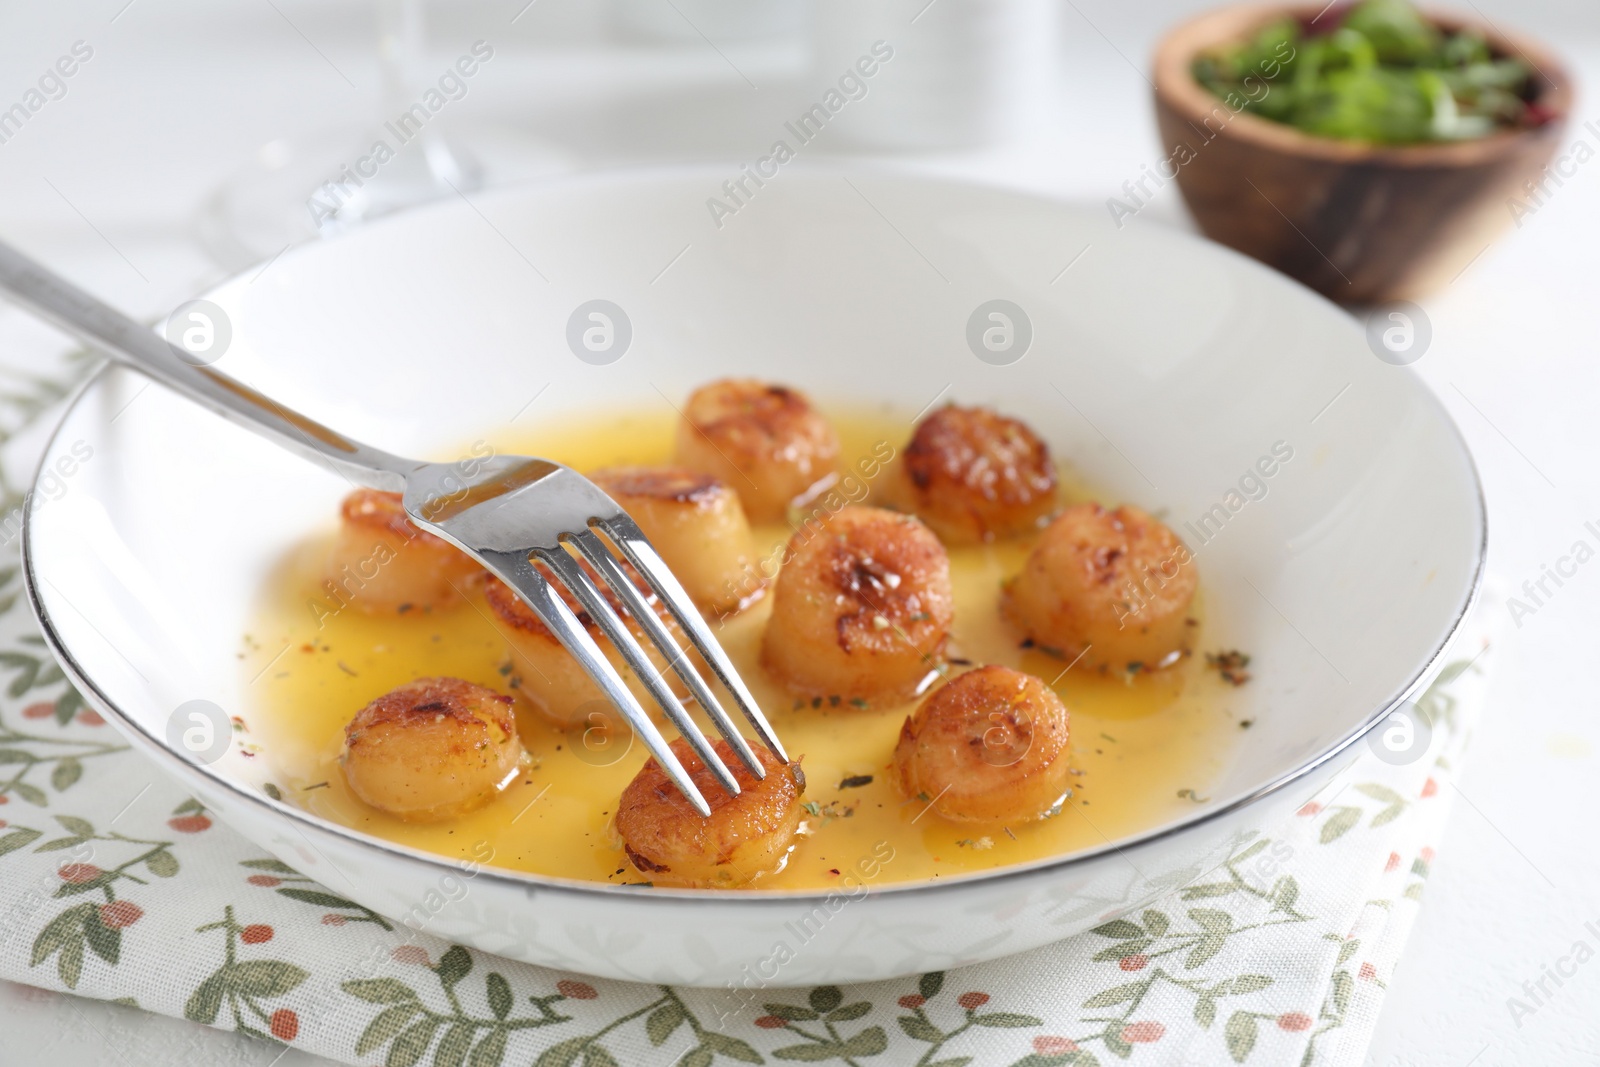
322,0,483,228
812,0,1054,151
199,0,548,270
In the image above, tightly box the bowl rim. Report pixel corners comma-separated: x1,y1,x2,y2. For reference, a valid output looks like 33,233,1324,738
1152,1,1574,166
21,165,1489,907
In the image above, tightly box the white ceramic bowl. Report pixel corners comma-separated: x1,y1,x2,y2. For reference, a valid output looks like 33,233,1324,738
22,168,1484,986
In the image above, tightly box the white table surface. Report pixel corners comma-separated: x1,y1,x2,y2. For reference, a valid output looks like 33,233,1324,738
0,1,1596,1064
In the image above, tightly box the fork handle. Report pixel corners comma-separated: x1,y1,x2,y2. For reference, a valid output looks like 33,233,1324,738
0,238,413,492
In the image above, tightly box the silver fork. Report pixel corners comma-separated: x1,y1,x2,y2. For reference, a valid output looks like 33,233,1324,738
0,239,786,815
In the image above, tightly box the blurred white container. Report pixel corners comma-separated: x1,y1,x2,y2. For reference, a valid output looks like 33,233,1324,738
610,0,805,42
813,0,1054,150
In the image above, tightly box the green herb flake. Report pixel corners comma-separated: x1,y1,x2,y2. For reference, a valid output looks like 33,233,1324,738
1206,649,1253,686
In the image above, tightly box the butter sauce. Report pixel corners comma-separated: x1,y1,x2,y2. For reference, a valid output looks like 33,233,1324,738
243,410,1237,890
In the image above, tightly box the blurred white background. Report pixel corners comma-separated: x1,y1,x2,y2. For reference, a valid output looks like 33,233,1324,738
0,1,1596,1063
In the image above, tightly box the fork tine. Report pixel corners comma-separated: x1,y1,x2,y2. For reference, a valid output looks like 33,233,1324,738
482,550,714,817
534,546,743,799
569,528,767,780
596,514,790,765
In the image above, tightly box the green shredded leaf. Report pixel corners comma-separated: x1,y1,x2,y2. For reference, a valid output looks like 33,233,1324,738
1192,0,1540,144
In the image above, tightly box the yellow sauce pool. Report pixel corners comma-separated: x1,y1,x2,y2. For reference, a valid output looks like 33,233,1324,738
241,410,1241,891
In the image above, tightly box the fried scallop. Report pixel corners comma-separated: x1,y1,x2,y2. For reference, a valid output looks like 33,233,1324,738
591,465,765,617
484,562,695,730
326,489,480,614
894,405,1058,543
761,506,953,707
675,379,841,523
1003,503,1197,671
615,738,805,888
341,677,522,822
893,665,1071,824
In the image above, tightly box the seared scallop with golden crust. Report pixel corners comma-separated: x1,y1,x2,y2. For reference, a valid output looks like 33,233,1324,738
895,405,1058,543
675,379,841,523
893,665,1072,824
616,738,805,888
591,465,766,617
341,677,522,822
1003,503,1197,671
761,506,953,707
485,562,695,730
326,489,481,614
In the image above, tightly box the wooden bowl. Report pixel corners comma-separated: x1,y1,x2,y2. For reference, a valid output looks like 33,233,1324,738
1152,4,1573,303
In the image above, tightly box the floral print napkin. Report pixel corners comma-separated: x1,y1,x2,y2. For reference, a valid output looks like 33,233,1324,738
0,353,1502,1067
0,557,1499,1067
